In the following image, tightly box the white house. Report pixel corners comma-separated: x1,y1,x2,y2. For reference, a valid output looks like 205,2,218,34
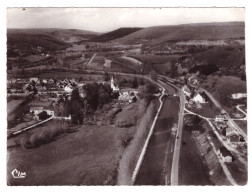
215,115,227,123
64,85,73,93
193,93,207,104
42,79,48,84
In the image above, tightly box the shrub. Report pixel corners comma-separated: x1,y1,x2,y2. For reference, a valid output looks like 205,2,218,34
20,121,69,148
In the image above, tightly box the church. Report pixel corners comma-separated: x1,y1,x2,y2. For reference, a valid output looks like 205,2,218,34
110,77,119,92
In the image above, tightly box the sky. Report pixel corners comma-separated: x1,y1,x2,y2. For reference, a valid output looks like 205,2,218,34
7,7,245,33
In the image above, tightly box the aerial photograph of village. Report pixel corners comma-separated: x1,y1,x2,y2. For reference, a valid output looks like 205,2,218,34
6,8,247,186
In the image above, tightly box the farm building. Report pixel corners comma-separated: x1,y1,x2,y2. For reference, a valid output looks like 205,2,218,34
192,93,207,104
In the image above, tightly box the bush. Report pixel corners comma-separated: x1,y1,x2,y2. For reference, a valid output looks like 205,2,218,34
19,121,69,148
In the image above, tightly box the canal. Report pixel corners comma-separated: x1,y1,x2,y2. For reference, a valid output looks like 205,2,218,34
135,82,179,185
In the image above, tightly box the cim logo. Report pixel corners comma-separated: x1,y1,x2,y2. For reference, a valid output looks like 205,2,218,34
11,169,26,179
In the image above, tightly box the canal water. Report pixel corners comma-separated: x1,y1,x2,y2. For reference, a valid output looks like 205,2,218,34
135,83,179,185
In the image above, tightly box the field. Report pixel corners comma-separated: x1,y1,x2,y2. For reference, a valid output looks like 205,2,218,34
129,54,181,64
7,99,25,115
128,54,182,74
7,122,135,185
23,55,46,63
202,75,247,112
234,120,247,134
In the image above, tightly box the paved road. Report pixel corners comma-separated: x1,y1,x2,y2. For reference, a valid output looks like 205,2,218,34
170,87,185,185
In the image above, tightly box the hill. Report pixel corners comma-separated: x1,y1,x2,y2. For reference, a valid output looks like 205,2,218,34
202,75,247,109
178,44,245,79
7,28,100,43
7,32,71,57
116,22,245,44
90,27,143,42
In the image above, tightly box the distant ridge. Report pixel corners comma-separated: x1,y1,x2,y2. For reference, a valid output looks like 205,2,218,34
114,22,245,44
90,27,143,42
7,28,101,43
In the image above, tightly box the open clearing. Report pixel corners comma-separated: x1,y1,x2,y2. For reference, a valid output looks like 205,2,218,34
7,123,135,185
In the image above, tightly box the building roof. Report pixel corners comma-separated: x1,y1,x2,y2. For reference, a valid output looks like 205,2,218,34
183,85,191,93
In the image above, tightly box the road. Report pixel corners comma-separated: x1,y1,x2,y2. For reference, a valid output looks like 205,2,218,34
236,105,247,119
200,88,247,140
170,85,185,185
88,53,96,65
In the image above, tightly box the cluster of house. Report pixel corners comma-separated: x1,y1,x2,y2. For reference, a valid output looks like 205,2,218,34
182,84,208,108
214,114,246,149
7,78,32,97
7,77,81,99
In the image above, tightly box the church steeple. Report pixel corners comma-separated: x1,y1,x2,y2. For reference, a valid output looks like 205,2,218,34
111,76,119,91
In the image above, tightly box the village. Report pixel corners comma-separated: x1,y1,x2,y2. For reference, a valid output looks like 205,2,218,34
7,74,143,136
181,81,247,164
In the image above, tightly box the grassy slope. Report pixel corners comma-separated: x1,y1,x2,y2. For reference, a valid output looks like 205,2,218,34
7,124,134,185
117,22,245,44
90,28,143,42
